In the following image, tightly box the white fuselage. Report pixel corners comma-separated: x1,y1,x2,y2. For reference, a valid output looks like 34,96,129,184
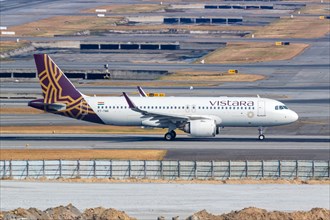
85,96,298,128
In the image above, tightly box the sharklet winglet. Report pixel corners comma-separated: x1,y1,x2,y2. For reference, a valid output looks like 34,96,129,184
137,86,147,97
123,92,137,109
123,92,146,114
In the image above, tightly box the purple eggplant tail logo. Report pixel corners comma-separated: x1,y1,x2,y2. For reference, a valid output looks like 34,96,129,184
30,54,104,124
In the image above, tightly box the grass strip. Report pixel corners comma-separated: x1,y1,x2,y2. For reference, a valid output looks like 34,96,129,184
0,149,167,160
251,17,330,38
196,42,309,64
161,70,265,82
5,16,123,37
82,4,167,14
0,125,174,134
0,107,44,115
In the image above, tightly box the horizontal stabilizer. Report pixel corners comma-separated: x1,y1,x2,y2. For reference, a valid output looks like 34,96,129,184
46,103,67,111
28,99,66,111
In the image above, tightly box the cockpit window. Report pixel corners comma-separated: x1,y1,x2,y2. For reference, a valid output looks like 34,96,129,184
275,105,288,110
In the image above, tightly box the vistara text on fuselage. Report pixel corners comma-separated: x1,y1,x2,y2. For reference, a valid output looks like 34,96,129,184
28,54,298,141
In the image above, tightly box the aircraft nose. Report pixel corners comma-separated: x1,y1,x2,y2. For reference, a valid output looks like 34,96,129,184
289,110,299,123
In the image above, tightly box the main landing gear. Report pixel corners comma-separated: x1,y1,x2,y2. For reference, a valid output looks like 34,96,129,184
164,130,176,141
258,127,265,140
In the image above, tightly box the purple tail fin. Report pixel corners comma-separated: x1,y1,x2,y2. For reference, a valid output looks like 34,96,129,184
29,54,104,124
34,54,82,104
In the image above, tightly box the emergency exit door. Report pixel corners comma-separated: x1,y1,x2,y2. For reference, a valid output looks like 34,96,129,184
257,99,266,116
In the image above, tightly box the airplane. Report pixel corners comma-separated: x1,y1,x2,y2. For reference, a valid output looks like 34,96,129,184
28,54,299,141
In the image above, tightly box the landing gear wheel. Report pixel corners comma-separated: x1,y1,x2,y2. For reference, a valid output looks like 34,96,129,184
258,134,265,140
170,130,176,138
258,127,265,140
164,132,175,141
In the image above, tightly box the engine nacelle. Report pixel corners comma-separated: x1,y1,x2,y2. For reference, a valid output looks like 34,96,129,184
182,119,217,137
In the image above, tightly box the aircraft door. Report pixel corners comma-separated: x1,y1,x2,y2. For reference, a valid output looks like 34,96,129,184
257,99,266,116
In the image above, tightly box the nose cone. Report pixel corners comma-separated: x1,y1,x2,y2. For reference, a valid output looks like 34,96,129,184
289,110,299,123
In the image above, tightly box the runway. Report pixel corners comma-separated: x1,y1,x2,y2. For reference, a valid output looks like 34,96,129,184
1,134,329,160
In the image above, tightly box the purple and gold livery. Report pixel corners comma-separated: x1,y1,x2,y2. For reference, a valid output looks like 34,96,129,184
28,54,298,141
29,54,104,124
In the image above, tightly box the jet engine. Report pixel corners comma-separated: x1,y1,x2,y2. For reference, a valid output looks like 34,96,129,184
181,119,217,137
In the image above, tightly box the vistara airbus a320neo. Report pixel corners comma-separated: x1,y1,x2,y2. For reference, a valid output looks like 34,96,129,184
29,54,298,140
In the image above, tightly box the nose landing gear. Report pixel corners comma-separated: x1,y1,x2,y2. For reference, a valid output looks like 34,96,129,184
258,127,265,140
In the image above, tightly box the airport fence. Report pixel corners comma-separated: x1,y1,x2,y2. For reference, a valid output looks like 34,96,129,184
0,160,329,180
